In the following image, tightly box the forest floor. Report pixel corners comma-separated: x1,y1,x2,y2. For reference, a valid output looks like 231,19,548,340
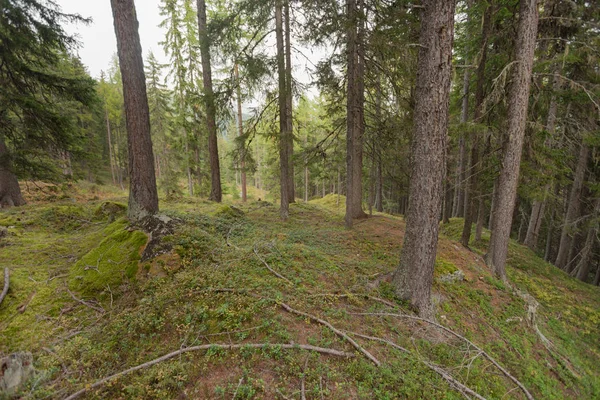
0,183,599,399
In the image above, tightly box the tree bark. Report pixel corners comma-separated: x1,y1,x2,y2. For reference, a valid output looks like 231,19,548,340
593,261,600,286
284,0,295,203
276,0,289,219
486,0,539,281
0,139,26,208
392,0,456,318
555,144,589,270
344,0,367,228
234,64,247,202
110,0,159,221
197,0,222,202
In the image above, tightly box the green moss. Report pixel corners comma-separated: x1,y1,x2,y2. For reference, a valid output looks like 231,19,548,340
434,258,458,276
94,201,127,222
69,218,147,295
213,205,245,220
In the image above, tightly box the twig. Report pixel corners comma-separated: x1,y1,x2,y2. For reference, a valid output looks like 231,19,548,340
352,312,533,400
345,331,487,400
280,302,381,366
63,343,353,400
0,268,9,307
253,246,293,284
232,376,244,399
66,289,105,314
301,356,309,400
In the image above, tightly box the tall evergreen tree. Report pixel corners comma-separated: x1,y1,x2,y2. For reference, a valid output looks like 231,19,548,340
110,0,159,220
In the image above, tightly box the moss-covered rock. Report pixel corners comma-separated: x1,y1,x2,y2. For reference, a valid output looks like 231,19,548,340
94,201,127,222
213,205,245,220
69,218,147,295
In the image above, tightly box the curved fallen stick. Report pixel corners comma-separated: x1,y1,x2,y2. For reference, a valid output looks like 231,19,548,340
63,343,353,400
0,268,9,307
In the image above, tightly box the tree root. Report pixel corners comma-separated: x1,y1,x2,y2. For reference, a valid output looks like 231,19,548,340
63,343,353,400
346,331,487,400
352,312,534,400
280,301,381,366
253,246,293,284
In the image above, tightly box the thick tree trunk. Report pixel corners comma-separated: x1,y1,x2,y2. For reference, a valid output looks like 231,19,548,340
234,65,247,202
198,0,222,202
276,0,289,219
486,0,538,281
284,1,295,203
344,0,367,228
555,144,589,270
0,139,26,208
392,0,455,318
110,0,159,221
461,2,491,247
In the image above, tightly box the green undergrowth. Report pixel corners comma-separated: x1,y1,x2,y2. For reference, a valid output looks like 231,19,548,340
1,191,599,399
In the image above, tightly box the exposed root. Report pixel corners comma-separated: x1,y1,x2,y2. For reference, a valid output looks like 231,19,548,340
63,343,353,400
345,331,487,400
66,289,105,314
253,246,293,284
280,301,381,366
352,312,534,400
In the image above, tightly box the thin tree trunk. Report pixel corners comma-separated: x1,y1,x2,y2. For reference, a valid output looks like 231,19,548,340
593,261,600,286
375,152,383,212
456,58,471,218
461,2,491,247
198,0,222,202
475,197,485,241
110,0,158,220
234,64,247,202
392,0,455,318
276,0,289,219
284,0,295,203
105,108,117,185
555,144,589,270
486,0,539,281
575,202,598,281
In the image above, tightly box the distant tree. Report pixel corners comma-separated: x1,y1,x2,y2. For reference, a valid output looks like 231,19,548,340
0,0,95,207
486,0,539,281
197,0,222,202
392,0,456,317
110,0,159,220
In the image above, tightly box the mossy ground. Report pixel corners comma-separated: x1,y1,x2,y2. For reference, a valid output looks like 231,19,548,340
0,186,598,399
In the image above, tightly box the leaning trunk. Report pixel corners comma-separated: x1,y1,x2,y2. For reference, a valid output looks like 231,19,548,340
486,0,539,281
197,0,222,202
110,0,159,220
392,0,455,318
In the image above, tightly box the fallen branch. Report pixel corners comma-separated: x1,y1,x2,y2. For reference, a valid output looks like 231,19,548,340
352,312,533,400
0,268,9,307
253,246,293,284
346,331,487,400
66,289,105,314
63,343,353,400
280,302,381,366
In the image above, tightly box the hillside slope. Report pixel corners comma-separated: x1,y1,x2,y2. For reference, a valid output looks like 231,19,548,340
0,191,599,399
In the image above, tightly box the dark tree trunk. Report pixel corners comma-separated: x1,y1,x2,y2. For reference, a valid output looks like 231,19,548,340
392,0,456,318
555,144,589,270
375,152,383,212
344,0,367,228
460,2,491,247
276,0,290,219
110,0,158,221
443,155,453,224
284,1,295,203
198,0,222,202
0,139,26,208
486,0,538,281
594,261,600,286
